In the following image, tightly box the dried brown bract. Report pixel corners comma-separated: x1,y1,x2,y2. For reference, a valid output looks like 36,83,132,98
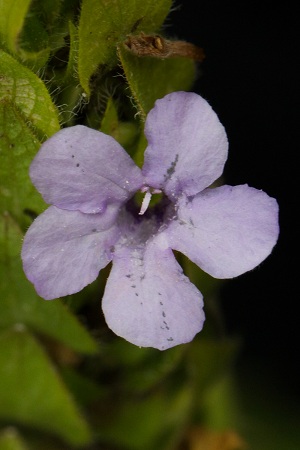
124,32,205,62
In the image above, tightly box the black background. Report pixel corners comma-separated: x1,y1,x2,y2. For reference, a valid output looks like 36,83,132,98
169,0,298,395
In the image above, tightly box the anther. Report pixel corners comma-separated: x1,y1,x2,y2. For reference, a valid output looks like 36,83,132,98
139,190,152,215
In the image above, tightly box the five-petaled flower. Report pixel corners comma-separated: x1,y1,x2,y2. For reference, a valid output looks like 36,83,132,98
21,92,279,350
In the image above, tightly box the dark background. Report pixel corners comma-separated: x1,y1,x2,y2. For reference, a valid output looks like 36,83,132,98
169,0,298,400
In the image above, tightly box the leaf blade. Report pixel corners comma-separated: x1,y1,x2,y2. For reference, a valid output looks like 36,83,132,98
0,327,92,446
118,45,196,118
0,50,60,138
0,0,32,54
77,0,172,94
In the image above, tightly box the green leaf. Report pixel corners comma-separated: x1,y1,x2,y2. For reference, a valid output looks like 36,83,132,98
0,0,32,54
58,21,87,126
100,97,140,155
201,373,242,431
100,97,119,135
94,384,193,450
18,8,49,53
78,0,172,95
102,338,186,394
0,428,29,450
118,45,196,118
0,50,60,224
0,213,98,355
33,0,64,29
0,102,46,225
0,1,50,69
65,21,79,81
61,367,105,407
187,338,240,395
0,50,60,138
0,326,92,446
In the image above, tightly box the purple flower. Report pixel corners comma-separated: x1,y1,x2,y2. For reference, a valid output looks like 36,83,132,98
21,92,279,350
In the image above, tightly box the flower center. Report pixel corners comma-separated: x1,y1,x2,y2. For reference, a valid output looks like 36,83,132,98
118,186,176,246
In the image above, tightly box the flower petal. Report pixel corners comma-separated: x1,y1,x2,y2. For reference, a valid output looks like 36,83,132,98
102,237,205,350
21,205,120,299
142,92,228,197
30,125,143,213
165,185,279,278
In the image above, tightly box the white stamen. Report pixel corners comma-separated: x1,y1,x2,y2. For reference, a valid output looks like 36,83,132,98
139,190,152,215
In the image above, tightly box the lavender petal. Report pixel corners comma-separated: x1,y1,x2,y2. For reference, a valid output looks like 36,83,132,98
21,205,120,299
165,184,279,278
30,125,143,213
102,237,205,350
143,92,228,198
